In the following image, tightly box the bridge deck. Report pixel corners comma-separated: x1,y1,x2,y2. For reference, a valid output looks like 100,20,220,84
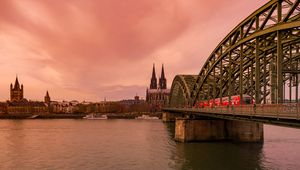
163,104,300,128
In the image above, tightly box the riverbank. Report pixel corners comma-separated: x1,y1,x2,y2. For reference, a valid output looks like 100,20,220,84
107,112,162,119
0,113,86,119
0,112,162,119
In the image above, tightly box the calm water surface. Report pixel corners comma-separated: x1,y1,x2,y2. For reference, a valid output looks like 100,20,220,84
0,119,299,170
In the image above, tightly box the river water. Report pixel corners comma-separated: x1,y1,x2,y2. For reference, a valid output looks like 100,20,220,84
0,119,299,170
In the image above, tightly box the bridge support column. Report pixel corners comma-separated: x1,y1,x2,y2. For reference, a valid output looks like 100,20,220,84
162,112,182,122
226,120,263,142
175,118,263,143
175,118,226,142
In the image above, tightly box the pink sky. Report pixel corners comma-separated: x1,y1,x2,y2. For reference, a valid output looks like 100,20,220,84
0,0,266,102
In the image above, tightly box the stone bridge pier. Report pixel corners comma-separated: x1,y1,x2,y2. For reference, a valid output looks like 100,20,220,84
174,117,263,143
162,112,184,122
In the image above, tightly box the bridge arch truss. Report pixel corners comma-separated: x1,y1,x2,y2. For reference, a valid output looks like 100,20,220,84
169,75,197,107
170,0,300,107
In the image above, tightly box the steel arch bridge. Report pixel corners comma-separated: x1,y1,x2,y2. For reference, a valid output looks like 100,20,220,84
169,0,300,108
169,75,198,107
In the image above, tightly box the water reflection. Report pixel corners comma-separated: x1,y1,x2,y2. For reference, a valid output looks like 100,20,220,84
164,122,175,139
176,143,264,170
0,120,27,169
163,122,264,170
0,120,299,169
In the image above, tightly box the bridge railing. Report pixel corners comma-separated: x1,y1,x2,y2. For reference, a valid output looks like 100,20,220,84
191,103,300,120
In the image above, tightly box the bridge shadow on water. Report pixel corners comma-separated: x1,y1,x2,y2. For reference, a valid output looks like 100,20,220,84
164,123,264,170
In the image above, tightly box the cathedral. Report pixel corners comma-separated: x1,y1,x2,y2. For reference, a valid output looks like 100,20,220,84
146,64,170,111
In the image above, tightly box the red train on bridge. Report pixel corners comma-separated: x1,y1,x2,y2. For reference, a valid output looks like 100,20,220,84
194,95,253,108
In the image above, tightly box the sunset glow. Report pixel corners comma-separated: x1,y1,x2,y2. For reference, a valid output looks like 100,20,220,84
0,0,266,101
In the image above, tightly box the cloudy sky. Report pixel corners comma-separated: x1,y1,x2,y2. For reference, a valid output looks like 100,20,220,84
0,0,266,102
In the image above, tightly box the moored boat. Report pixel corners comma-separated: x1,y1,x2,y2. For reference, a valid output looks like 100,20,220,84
135,114,159,120
83,113,107,120
28,115,39,119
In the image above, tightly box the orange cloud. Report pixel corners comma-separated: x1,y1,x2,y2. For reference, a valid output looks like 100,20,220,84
0,0,266,101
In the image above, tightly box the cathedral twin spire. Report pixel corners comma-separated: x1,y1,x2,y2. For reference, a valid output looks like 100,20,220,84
150,64,157,89
150,64,167,89
159,64,167,89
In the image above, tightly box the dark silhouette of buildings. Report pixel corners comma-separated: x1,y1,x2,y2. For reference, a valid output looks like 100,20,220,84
159,64,167,89
150,64,158,89
44,91,51,106
5,76,48,114
146,64,170,111
7,100,48,114
10,76,23,102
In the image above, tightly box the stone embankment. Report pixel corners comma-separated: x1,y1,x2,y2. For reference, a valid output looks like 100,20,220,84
0,112,162,119
0,113,85,119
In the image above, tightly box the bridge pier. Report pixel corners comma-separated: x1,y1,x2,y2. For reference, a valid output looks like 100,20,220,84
175,118,226,142
162,112,183,122
226,120,263,142
175,118,263,143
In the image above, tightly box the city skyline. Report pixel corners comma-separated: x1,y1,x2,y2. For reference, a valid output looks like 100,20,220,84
0,0,266,101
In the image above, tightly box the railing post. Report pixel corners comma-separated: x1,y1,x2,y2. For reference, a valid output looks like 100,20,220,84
296,103,299,120
226,106,228,114
250,105,252,118
262,104,264,117
240,105,242,115
277,104,279,120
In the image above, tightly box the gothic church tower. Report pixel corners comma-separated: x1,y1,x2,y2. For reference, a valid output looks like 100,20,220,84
159,64,167,89
10,76,24,102
150,64,157,89
44,91,51,106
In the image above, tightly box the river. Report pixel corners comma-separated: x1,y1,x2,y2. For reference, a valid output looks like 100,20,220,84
0,119,299,170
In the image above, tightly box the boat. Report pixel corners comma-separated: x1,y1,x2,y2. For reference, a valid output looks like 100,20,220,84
28,115,39,119
135,114,159,120
83,113,108,120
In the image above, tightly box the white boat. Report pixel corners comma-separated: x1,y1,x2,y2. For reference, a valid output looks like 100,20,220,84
83,114,107,120
135,114,159,120
28,115,39,119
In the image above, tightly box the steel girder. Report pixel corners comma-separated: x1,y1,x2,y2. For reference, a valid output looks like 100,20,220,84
169,75,197,107
188,0,300,106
